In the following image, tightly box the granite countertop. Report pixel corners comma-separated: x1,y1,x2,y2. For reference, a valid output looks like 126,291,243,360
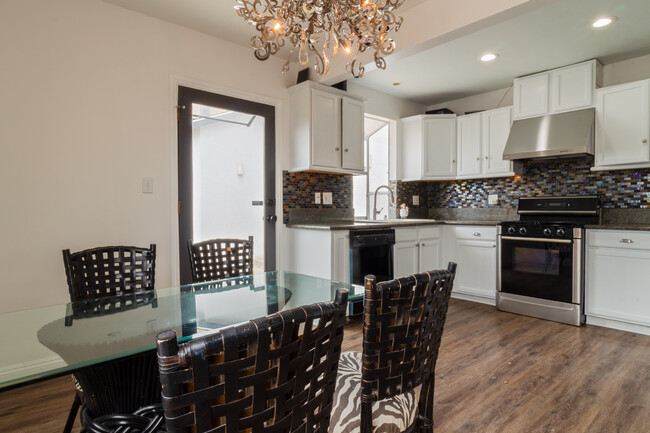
585,223,650,231
286,219,508,230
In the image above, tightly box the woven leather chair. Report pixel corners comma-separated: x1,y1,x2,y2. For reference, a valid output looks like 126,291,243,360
329,263,457,433
187,236,253,283
61,244,157,433
157,289,350,433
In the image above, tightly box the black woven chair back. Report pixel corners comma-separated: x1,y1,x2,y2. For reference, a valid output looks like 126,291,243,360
187,236,254,283
62,244,156,302
157,289,350,433
360,263,457,433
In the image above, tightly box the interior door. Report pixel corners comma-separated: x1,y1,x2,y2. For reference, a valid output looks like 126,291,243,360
177,86,276,285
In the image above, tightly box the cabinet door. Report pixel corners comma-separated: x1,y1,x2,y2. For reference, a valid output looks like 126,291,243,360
331,231,350,284
311,89,341,168
482,107,513,175
423,118,456,177
513,73,550,119
394,241,418,278
341,98,365,171
595,80,650,167
418,238,440,273
457,114,482,177
551,62,594,113
454,240,497,299
586,247,650,326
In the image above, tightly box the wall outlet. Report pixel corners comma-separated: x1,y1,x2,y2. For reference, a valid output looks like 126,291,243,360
488,194,499,205
314,192,321,204
323,192,333,205
142,178,154,194
412,195,419,206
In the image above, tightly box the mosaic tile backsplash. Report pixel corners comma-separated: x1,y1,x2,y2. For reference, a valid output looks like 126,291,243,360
426,158,650,208
282,171,352,223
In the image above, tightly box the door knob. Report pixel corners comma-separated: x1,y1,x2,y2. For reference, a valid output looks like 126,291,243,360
643,139,648,143
265,215,278,222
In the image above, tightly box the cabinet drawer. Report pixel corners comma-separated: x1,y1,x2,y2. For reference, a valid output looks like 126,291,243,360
395,227,418,243
587,230,650,250
418,226,441,239
453,226,497,241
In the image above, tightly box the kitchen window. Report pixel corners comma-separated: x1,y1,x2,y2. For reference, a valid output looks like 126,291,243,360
353,117,391,218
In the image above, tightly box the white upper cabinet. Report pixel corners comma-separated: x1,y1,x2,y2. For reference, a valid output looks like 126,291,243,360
289,81,365,174
513,59,602,120
482,107,514,176
341,97,365,171
593,79,650,170
457,113,482,177
514,73,550,119
399,114,457,181
456,107,514,180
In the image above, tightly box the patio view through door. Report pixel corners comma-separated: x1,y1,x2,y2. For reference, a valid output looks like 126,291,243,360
177,86,276,285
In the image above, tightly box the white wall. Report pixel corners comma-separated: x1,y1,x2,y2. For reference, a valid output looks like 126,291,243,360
0,0,294,313
428,87,514,115
602,54,650,87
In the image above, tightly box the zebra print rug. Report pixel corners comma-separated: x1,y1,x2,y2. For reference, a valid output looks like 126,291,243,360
328,351,419,433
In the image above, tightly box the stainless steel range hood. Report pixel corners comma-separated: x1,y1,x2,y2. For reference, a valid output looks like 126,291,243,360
502,108,594,160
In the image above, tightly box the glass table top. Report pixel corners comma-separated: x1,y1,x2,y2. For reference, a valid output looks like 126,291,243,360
0,271,359,391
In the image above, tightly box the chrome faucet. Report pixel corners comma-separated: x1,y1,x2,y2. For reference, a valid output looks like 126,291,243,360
372,185,395,220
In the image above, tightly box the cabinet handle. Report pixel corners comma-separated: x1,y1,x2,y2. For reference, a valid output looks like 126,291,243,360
643,139,648,144
345,234,349,239
485,156,489,160
335,147,340,151
619,239,634,243
492,244,496,248
452,160,456,163
421,242,426,247
473,232,481,237
344,148,349,152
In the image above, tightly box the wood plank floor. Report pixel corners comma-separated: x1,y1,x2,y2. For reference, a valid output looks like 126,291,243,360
1,299,648,432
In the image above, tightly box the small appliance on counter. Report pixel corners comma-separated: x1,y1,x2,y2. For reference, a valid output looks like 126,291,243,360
497,196,600,326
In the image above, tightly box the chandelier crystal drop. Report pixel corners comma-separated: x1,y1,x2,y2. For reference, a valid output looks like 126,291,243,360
234,0,406,78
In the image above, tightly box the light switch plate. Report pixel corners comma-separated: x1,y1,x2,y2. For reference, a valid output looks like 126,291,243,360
413,195,419,206
488,194,499,205
142,178,154,194
314,192,321,204
323,192,333,205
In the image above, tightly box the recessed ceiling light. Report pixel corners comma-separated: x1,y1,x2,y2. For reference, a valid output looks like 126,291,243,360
592,16,616,28
479,53,498,62
393,82,401,86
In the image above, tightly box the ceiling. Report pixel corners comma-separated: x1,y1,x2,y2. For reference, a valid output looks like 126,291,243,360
103,0,650,106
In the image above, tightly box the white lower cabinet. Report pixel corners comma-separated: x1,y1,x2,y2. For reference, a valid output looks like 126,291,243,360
284,228,350,283
441,226,497,303
586,230,650,331
393,226,441,278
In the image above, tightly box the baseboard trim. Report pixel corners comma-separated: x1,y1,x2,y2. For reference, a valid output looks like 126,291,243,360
451,292,496,306
586,316,650,336
0,356,67,386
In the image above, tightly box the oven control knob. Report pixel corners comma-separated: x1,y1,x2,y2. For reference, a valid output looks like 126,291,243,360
543,228,552,236
507,226,516,235
519,227,527,235
556,228,566,237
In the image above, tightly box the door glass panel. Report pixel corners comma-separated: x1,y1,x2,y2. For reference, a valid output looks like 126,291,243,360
191,103,265,273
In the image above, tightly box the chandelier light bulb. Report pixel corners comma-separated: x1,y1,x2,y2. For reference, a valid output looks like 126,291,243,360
592,17,616,28
235,0,406,78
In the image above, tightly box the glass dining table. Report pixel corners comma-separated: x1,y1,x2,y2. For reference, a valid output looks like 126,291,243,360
0,271,359,392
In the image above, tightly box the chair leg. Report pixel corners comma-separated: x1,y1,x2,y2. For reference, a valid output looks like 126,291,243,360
63,393,81,433
417,376,435,433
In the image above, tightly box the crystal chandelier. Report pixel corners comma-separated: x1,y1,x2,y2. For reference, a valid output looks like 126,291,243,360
234,1,406,78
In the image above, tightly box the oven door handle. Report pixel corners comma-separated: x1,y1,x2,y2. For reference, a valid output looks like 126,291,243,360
500,236,572,244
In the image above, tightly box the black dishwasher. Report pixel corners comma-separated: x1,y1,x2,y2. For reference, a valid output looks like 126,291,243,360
349,229,395,285
349,229,395,317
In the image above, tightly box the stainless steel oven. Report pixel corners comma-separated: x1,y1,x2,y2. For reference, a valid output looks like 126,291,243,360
497,226,584,325
496,196,599,326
